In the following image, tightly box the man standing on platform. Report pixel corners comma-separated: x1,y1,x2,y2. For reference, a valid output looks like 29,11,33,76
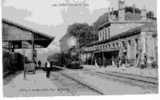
38,60,41,68
45,60,51,78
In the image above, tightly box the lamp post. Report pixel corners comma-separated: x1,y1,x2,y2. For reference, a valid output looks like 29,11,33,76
22,41,26,80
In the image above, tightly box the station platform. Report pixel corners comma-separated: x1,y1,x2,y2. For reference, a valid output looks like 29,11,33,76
3,71,71,97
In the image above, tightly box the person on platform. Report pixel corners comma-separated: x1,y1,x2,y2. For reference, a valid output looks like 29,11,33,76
38,60,41,68
45,60,51,78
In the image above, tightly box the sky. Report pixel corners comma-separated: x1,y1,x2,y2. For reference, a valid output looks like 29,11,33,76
2,0,157,53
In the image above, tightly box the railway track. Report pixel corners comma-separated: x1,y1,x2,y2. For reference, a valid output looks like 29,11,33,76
52,66,158,93
82,69,158,92
83,69,158,85
54,66,158,84
97,71,158,85
50,71,104,95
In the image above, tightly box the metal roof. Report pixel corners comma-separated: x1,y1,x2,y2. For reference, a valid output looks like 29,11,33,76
2,19,54,48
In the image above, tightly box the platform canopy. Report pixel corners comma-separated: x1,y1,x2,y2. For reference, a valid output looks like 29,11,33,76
2,19,54,49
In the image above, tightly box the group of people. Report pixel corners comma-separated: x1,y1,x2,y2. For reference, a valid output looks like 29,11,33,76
94,54,127,68
36,60,52,78
94,52,149,69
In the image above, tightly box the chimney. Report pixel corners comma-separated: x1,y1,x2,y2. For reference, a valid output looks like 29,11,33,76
141,6,147,20
110,8,114,20
111,8,116,20
108,7,111,21
119,0,125,10
132,4,136,15
111,8,114,14
118,0,125,21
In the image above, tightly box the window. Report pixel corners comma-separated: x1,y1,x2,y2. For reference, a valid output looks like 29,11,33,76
101,29,104,40
108,44,110,48
108,27,110,39
105,28,108,39
128,40,131,45
100,31,102,41
103,29,106,40
102,30,104,41
116,42,119,48
113,43,115,48
98,31,101,41
106,44,108,48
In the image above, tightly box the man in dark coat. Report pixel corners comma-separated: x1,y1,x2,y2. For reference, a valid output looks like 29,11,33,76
45,60,51,78
38,60,41,68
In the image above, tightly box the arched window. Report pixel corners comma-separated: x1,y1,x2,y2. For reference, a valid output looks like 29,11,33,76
112,43,115,48
128,40,131,45
116,42,119,47
108,44,111,48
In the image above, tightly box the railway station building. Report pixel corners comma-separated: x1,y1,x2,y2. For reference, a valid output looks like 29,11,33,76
81,0,157,68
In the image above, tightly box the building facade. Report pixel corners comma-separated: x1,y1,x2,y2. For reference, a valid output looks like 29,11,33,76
81,0,157,68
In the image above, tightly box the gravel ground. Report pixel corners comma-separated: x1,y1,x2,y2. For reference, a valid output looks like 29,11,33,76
50,72,100,95
63,69,158,95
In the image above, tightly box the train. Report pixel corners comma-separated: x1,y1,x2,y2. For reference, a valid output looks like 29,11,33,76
48,46,83,69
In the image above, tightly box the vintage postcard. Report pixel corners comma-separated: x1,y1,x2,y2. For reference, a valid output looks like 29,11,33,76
2,0,158,97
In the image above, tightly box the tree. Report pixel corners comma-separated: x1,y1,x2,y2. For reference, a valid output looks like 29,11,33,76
125,6,141,14
66,23,97,47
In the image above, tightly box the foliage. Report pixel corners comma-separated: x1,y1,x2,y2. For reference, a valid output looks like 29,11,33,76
125,6,141,14
66,23,97,47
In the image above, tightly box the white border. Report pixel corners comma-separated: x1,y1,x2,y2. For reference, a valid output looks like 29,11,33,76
0,0,160,100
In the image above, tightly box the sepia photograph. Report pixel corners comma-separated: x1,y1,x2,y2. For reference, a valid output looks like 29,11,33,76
1,0,158,97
